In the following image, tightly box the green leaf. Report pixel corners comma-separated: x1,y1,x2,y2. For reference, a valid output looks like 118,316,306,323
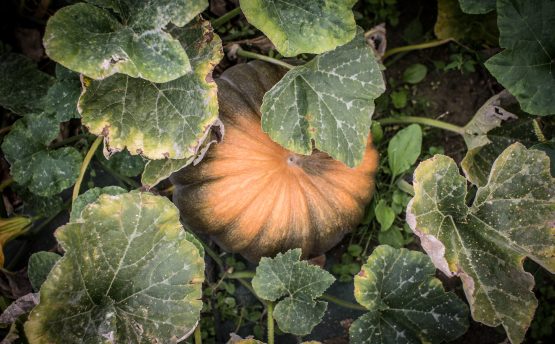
375,200,395,231
99,149,145,177
457,0,495,14
25,191,205,343
28,252,61,292
252,248,335,335
388,124,422,177
532,142,555,177
350,245,469,344
377,227,404,249
239,0,357,56
261,28,385,167
485,0,555,116
1,113,82,196
44,65,81,122
407,143,555,343
70,186,127,221
43,1,208,83
0,51,54,115
435,0,498,46
402,63,427,84
461,91,537,186
79,18,222,160
13,184,63,218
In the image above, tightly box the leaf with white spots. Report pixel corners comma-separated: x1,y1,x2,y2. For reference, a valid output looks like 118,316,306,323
70,186,127,221
261,29,385,167
0,113,82,197
251,249,335,336
79,17,222,160
44,65,82,122
350,245,469,344
43,0,208,83
239,0,357,56
407,143,555,343
24,191,205,343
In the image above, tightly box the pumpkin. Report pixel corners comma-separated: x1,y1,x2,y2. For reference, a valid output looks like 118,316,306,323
171,61,379,261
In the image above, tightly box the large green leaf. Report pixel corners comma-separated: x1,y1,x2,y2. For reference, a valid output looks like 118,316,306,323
79,18,222,160
0,51,54,115
350,245,469,344
261,29,385,167
70,186,127,221
485,0,555,116
407,143,555,343
461,91,537,186
1,113,82,196
240,0,357,56
457,0,495,14
44,65,82,122
25,192,205,343
252,249,335,336
43,1,208,83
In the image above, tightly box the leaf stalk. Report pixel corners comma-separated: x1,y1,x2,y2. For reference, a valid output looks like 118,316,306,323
383,38,453,60
72,136,103,202
235,48,294,70
212,7,242,29
377,116,465,135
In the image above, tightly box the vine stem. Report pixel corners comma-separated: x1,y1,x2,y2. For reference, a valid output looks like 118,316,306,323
377,116,465,135
236,48,294,70
212,7,242,29
194,324,202,344
72,136,102,202
383,38,453,60
396,179,415,196
320,294,366,311
0,177,14,192
267,301,275,344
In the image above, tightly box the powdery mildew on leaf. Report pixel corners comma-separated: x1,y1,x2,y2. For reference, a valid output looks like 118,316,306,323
240,0,357,56
350,245,469,344
485,0,555,116
261,29,385,167
251,249,335,335
69,186,127,221
407,143,555,343
24,192,205,343
79,18,222,161
44,65,82,122
43,0,208,83
457,0,495,14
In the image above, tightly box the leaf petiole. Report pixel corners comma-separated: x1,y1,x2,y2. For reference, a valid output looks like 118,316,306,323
267,301,275,344
235,47,294,70
383,38,453,60
212,7,242,29
72,136,102,202
377,116,465,135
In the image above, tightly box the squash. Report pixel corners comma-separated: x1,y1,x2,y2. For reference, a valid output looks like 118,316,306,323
171,61,379,261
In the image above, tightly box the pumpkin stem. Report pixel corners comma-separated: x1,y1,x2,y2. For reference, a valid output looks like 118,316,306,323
235,47,295,70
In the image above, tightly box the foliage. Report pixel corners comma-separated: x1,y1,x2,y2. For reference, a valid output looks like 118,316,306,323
25,192,205,343
252,249,335,335
435,0,498,45
387,124,422,178
0,216,31,267
350,245,469,343
407,143,555,343
27,252,61,291
457,0,495,14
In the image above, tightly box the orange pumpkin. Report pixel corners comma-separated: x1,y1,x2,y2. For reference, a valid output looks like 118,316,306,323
171,61,379,261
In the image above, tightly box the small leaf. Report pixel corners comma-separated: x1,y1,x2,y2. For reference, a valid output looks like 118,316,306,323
240,0,357,56
44,65,81,122
252,249,335,335
0,51,54,115
24,191,205,343
377,227,404,249
261,28,385,167
407,143,555,343
98,149,145,177
485,0,555,116
457,0,496,14
350,245,469,343
70,186,127,221
402,63,427,84
387,124,422,177
79,18,222,160
43,1,209,82
375,200,395,231
27,252,61,292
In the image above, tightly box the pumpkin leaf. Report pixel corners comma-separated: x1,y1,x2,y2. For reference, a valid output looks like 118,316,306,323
24,192,205,343
435,0,498,46
79,17,222,160
387,124,422,178
532,141,555,177
70,186,127,221
261,28,385,167
407,143,555,343
97,149,145,178
44,65,81,122
28,252,61,292
350,245,469,344
43,1,208,83
12,184,64,218
252,248,335,335
485,0,555,116
457,0,495,14
461,91,537,186
1,113,82,196
0,51,54,115
239,0,357,57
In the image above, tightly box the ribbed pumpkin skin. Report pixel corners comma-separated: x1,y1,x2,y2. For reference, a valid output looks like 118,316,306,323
171,61,379,261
